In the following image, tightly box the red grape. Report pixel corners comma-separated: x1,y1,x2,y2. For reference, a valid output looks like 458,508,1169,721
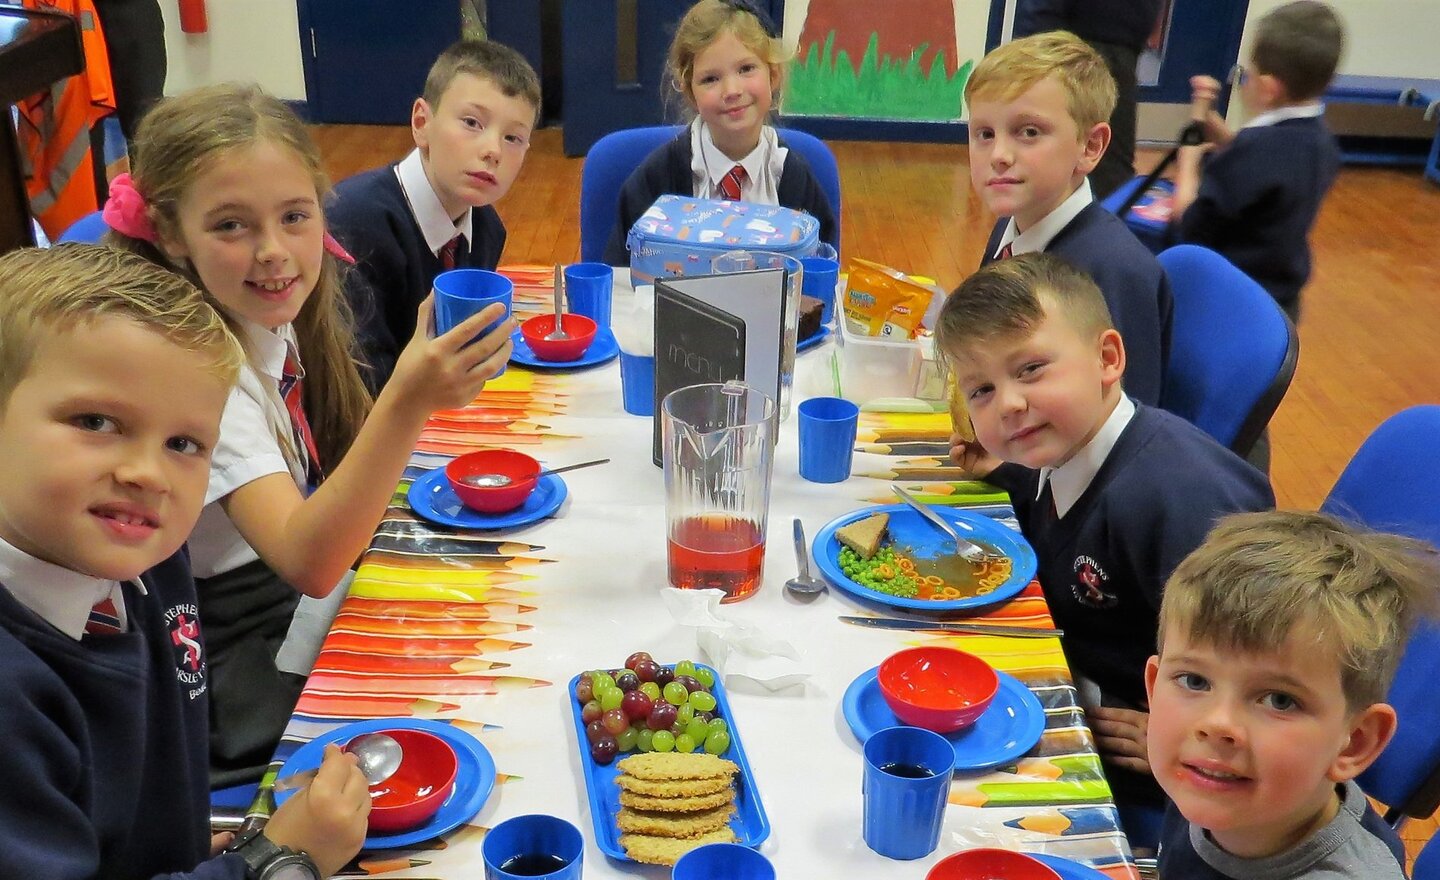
585,719,607,745
646,701,678,731
602,708,629,736
580,700,602,724
675,674,704,694
633,659,660,683
591,734,618,765
621,689,653,721
654,666,675,687
625,651,653,671
615,670,639,692
574,677,594,703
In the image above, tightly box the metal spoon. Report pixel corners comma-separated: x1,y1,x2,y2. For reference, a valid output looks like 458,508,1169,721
545,264,569,341
784,518,828,596
891,484,1005,565
271,732,402,793
460,457,611,489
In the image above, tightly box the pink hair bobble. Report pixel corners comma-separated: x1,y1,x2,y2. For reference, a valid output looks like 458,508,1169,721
102,173,159,242
323,232,355,264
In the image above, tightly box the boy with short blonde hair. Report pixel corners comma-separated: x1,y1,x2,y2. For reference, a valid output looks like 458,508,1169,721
1148,510,1434,879
331,38,541,390
0,244,371,880
941,253,1272,835
964,31,1172,408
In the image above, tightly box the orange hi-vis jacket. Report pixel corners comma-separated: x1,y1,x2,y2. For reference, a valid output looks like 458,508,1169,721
18,0,116,240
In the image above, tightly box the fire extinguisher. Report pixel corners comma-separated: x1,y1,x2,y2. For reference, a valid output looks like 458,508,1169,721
178,0,207,34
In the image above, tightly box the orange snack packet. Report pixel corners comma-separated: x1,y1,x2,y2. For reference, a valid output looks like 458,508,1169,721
842,258,934,339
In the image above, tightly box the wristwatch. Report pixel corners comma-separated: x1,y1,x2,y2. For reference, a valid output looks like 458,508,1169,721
226,827,321,880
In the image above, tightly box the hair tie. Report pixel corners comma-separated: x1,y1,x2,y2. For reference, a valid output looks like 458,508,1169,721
323,232,356,265
102,173,159,243
721,0,778,38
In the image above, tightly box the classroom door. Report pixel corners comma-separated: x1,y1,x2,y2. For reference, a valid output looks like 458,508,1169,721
560,0,785,156
297,0,461,124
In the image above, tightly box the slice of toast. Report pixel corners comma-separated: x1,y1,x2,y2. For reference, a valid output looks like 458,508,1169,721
836,512,888,559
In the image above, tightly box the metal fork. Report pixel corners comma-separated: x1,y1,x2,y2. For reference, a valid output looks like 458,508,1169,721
891,484,1005,565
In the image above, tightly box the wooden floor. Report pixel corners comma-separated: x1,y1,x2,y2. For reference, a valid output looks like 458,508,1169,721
313,124,1440,862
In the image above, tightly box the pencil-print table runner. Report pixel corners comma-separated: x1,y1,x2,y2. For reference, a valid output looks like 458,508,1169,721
258,268,1139,879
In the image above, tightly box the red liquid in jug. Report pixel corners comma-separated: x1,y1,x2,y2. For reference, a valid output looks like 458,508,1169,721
667,514,765,602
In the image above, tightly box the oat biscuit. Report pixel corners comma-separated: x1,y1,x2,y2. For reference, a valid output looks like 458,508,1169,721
617,788,733,813
615,752,738,782
619,826,738,866
616,803,734,837
614,773,733,798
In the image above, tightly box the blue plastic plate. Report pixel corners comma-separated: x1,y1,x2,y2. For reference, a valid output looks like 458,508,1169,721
796,326,831,353
274,718,495,849
842,666,1045,772
568,664,770,861
1032,853,1113,879
812,504,1037,613
510,327,620,370
406,468,567,530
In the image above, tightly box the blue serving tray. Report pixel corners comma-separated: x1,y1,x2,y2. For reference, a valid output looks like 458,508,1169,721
567,664,769,861
812,503,1037,613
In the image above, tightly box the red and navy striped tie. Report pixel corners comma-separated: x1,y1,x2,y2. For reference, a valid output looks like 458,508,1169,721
719,164,747,201
85,595,123,635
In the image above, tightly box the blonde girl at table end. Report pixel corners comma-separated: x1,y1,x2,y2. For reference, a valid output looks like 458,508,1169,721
601,0,837,265
1147,510,1438,879
106,83,515,787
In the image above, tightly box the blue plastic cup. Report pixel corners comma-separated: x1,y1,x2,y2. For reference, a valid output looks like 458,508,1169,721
797,396,859,483
564,262,613,329
433,268,513,377
801,255,841,325
481,814,583,880
619,351,655,416
672,842,776,880
862,726,954,860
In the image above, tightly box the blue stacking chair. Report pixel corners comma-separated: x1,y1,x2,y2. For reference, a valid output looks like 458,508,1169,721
577,125,842,263
1416,833,1440,880
58,209,109,244
1156,245,1299,457
1322,405,1440,827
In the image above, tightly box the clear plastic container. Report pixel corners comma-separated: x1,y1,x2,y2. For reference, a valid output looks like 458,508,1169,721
835,316,926,404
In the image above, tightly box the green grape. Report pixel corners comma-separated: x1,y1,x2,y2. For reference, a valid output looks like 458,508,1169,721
616,726,638,752
675,733,697,753
598,687,624,712
704,729,731,755
685,718,710,743
663,681,689,706
687,690,717,713
651,730,676,752
693,666,715,688
676,704,695,725
707,717,729,735
590,671,616,690
639,681,662,701
674,660,697,678
636,728,655,752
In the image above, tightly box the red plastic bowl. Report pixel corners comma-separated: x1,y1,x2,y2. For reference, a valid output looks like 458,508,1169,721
445,449,541,513
520,313,597,362
926,848,1062,880
365,729,459,833
878,646,1000,733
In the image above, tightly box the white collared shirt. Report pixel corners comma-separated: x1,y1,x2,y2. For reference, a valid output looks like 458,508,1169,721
1242,101,1325,130
187,320,308,579
1036,395,1137,518
0,535,145,639
395,148,473,255
994,179,1094,258
690,119,787,206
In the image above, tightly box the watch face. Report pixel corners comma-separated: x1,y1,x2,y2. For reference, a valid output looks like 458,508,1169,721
261,855,321,880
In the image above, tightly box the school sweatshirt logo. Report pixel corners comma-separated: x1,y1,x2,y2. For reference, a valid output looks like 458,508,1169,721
165,602,208,701
1072,555,1117,608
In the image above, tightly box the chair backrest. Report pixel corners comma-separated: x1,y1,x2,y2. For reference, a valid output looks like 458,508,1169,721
1157,245,1299,456
58,209,109,244
1416,833,1440,880
578,125,842,263
1323,405,1440,822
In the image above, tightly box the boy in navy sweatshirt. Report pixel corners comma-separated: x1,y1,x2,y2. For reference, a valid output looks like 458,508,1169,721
940,253,1273,839
329,39,540,390
0,245,370,880
1172,1,1344,322
966,31,1173,408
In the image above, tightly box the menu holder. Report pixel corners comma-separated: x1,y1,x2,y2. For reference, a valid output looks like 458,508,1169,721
651,269,786,465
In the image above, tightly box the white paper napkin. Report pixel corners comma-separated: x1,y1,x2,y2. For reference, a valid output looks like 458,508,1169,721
612,284,654,357
660,588,810,691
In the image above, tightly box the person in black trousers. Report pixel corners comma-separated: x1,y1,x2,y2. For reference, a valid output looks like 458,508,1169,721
1014,0,1165,199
